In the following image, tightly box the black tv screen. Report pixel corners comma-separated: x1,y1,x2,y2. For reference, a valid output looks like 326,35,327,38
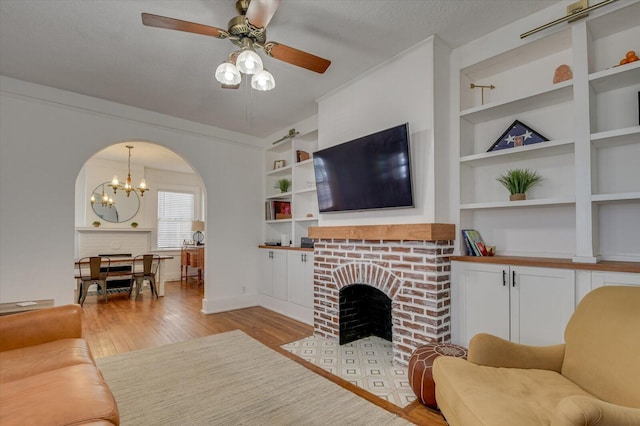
313,123,414,213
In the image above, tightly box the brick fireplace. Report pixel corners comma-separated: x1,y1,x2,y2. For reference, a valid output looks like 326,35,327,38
309,224,455,366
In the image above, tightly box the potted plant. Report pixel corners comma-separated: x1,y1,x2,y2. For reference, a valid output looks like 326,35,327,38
497,168,542,201
92,221,101,228
274,177,291,193
130,222,139,228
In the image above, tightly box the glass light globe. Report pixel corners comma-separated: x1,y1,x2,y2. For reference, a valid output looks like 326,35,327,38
215,62,241,85
251,69,275,91
236,49,263,75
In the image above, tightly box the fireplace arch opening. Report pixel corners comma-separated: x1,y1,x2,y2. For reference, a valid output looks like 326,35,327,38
339,284,392,345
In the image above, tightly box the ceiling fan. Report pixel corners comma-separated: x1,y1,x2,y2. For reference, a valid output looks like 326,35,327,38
141,0,331,91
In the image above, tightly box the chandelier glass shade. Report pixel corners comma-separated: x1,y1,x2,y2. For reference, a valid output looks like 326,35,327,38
251,69,275,91
236,48,263,74
108,145,149,198
215,62,241,85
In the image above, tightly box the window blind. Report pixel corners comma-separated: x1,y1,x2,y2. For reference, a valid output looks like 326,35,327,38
157,191,194,248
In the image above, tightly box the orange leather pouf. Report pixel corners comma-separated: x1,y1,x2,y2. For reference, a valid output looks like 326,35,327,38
408,343,468,409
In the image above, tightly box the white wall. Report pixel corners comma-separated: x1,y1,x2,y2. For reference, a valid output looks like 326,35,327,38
0,76,263,312
316,36,450,226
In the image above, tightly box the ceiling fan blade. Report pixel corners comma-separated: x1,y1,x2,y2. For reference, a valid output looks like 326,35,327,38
245,0,281,29
141,13,227,39
221,84,240,89
264,42,331,74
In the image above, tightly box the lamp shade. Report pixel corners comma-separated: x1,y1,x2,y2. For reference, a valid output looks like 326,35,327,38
215,62,241,85
191,220,205,232
236,49,263,75
251,69,275,91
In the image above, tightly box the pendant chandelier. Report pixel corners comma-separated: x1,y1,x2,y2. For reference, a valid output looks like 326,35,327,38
108,145,148,197
90,183,115,208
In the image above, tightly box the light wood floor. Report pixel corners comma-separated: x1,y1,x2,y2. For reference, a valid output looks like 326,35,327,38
80,281,446,426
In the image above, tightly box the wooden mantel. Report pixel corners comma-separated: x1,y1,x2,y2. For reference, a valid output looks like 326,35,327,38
308,223,455,241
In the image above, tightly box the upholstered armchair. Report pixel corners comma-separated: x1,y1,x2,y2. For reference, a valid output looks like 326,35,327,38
433,285,640,426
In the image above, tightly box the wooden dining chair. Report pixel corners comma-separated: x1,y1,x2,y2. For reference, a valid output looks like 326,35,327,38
131,254,160,300
77,256,111,306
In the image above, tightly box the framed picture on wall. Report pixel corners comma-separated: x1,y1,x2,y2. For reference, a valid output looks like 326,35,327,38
273,160,285,170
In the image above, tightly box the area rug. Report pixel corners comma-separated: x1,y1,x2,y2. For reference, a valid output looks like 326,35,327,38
282,335,416,408
96,330,410,425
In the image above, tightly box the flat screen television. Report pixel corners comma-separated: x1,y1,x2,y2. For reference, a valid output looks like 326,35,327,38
313,123,414,213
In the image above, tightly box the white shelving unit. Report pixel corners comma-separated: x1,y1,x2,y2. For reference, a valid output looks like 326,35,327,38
264,130,319,247
453,1,640,262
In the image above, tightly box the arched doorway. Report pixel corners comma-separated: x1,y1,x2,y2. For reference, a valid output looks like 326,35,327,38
74,140,206,302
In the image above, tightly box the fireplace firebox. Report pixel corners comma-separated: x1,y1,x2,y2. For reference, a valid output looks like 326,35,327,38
339,284,392,345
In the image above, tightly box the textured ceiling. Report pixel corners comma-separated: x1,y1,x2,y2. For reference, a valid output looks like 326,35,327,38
0,0,562,139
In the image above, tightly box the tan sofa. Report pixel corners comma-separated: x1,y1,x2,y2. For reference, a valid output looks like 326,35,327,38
0,305,119,425
433,285,640,426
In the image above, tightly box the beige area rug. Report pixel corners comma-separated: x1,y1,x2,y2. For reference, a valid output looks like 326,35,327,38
96,330,411,425
282,336,416,408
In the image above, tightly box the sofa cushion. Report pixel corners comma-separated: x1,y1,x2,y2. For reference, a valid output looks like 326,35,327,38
433,357,593,426
0,338,95,383
0,363,119,426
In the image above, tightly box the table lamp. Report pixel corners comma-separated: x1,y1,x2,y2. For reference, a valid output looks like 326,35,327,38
192,220,205,245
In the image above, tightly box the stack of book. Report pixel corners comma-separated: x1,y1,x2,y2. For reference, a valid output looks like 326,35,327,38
461,229,489,256
265,200,292,221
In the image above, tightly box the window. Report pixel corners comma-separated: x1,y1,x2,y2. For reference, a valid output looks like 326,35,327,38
157,191,195,248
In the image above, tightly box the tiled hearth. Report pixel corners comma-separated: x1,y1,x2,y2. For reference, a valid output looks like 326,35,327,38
309,224,455,366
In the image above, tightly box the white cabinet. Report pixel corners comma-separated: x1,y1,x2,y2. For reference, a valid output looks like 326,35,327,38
287,251,314,308
261,249,287,300
259,247,314,325
452,1,640,262
456,261,575,346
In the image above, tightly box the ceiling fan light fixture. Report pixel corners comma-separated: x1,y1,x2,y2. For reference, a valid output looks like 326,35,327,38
236,48,263,75
251,69,275,91
215,62,241,85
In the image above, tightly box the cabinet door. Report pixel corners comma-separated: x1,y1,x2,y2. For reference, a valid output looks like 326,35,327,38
287,252,313,307
260,251,274,296
510,266,575,346
271,250,288,300
459,262,510,344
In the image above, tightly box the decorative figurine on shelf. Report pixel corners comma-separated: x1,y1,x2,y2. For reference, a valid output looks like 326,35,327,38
469,83,495,105
617,50,638,66
553,64,573,84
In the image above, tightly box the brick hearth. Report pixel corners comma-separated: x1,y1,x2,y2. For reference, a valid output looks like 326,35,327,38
309,224,455,366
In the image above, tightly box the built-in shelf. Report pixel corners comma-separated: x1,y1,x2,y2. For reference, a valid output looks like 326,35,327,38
265,219,292,224
460,196,575,210
460,80,573,124
294,187,316,194
460,139,574,165
266,192,292,200
294,159,314,167
589,61,640,93
591,126,640,147
451,255,640,273
592,192,640,203
294,216,318,222
266,165,292,176
75,227,153,233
